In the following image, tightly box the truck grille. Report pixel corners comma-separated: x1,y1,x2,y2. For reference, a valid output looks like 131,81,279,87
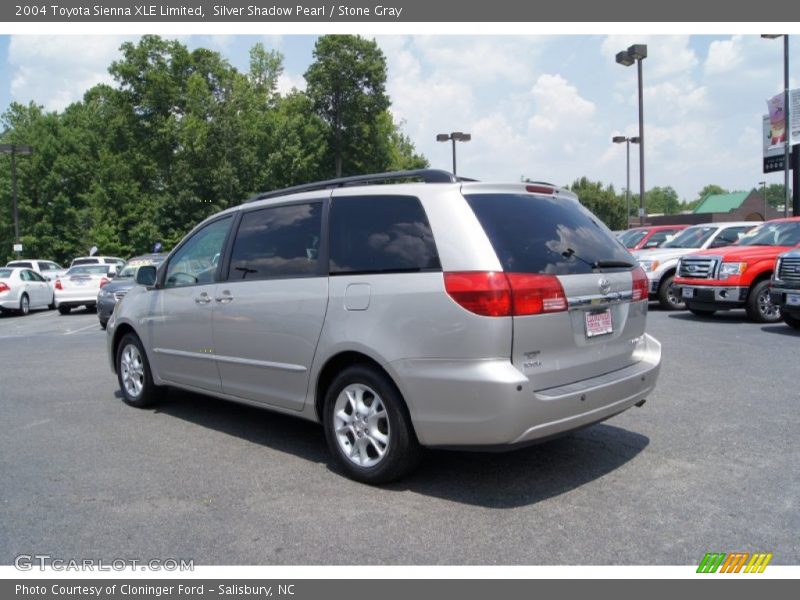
679,257,717,279
778,257,800,285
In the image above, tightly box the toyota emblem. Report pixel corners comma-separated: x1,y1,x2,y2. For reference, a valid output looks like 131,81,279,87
598,277,611,294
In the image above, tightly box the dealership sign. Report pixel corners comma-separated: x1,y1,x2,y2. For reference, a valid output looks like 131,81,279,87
763,88,800,173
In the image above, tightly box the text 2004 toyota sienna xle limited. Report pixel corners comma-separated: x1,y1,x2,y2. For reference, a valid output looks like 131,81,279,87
107,170,661,483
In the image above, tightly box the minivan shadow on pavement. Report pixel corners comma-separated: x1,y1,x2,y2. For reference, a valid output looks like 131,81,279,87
147,388,649,509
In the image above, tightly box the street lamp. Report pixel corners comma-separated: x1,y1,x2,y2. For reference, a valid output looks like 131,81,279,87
616,44,648,225
613,136,641,227
762,34,791,217
613,136,641,225
759,180,767,219
0,143,33,256
436,131,471,176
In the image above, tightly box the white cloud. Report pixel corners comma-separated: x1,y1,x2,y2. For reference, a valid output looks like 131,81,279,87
528,73,596,132
705,35,745,75
9,35,134,111
276,71,306,95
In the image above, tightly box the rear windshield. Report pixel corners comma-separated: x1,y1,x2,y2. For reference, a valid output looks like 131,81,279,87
662,226,717,248
0,268,12,278
464,193,634,275
67,265,108,275
736,221,800,247
72,258,99,266
6,261,32,268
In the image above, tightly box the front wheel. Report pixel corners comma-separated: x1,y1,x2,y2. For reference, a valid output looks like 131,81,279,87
116,333,161,408
323,365,422,484
657,275,685,310
782,312,800,330
745,280,781,323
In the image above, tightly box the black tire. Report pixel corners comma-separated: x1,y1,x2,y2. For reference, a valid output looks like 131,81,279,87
745,279,781,323
323,365,422,484
687,304,716,317
782,312,800,330
657,274,685,310
115,333,162,408
58,305,71,315
18,294,30,316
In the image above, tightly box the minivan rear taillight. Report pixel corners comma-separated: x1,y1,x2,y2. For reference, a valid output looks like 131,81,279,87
631,267,648,302
444,272,567,317
506,273,568,314
443,272,511,317
54,279,63,290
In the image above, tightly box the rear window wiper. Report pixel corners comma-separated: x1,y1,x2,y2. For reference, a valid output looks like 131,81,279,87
562,248,634,270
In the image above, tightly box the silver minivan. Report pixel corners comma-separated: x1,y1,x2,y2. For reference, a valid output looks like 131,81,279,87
107,170,661,483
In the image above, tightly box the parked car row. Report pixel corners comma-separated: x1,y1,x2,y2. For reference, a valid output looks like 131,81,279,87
1,254,163,318
625,217,800,329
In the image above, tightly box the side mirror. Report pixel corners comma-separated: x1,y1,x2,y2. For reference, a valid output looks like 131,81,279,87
136,265,157,287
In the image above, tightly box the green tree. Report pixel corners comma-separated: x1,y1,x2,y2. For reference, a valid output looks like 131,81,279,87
645,186,681,215
568,177,626,229
304,35,390,176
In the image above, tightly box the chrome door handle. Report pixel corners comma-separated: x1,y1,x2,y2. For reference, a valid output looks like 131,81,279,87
215,291,233,304
195,293,212,304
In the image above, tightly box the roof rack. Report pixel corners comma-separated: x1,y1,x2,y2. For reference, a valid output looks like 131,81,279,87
247,169,465,203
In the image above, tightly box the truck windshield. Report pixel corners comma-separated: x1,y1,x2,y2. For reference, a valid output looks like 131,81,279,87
662,226,716,249
736,221,800,247
618,229,647,248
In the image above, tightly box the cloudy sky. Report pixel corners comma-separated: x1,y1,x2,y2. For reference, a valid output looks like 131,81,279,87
1,34,798,202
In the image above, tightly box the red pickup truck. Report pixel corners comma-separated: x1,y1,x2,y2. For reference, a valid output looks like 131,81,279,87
673,218,800,322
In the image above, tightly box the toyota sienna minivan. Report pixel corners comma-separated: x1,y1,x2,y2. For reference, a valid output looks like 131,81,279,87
107,170,661,483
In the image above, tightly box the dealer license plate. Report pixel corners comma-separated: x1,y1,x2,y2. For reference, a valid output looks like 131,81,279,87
682,287,694,299
585,309,613,338
787,293,800,307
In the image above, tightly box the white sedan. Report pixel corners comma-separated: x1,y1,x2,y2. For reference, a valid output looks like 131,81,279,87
0,267,54,315
54,264,114,315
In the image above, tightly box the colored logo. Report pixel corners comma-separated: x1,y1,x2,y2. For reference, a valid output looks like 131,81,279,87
697,552,773,573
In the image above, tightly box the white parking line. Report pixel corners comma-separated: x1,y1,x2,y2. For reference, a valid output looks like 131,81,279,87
64,322,101,335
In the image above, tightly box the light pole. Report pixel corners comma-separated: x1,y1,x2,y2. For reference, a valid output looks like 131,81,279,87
759,180,767,219
616,44,648,225
436,131,471,176
613,135,641,227
762,34,790,217
0,143,33,256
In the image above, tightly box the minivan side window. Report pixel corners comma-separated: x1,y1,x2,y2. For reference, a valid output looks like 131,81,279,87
228,203,323,280
164,216,233,288
329,195,440,274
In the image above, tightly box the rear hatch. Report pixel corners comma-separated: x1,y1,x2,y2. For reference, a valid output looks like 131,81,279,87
463,188,647,391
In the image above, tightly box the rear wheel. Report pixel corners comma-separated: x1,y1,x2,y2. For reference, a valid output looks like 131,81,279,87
745,280,781,323
782,312,800,330
687,304,716,317
323,365,422,484
657,274,684,310
18,294,29,316
58,305,71,315
116,333,161,408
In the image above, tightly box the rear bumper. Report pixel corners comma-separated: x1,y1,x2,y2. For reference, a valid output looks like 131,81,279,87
675,284,748,309
391,333,661,447
55,290,99,307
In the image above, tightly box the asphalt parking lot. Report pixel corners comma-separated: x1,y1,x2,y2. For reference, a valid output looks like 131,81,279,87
0,306,798,565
